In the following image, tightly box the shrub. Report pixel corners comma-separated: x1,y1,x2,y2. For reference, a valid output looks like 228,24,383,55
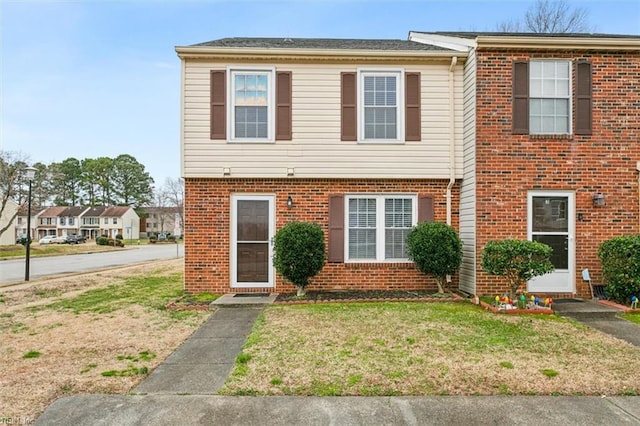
108,238,124,247
273,222,326,296
406,222,463,293
598,235,640,303
115,234,123,240
481,239,554,299
96,236,109,246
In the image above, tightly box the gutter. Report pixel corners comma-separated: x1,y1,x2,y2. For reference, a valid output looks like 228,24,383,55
446,56,458,226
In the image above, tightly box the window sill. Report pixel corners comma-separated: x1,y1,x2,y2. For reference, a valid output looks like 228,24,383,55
227,139,275,144
357,140,405,144
529,134,573,141
344,262,415,269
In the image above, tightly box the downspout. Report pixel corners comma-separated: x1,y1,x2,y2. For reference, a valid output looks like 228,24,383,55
446,56,457,286
637,161,640,231
446,56,458,226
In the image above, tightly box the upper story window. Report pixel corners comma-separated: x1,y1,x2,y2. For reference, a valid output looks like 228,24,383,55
69,217,74,225
529,61,570,134
231,71,272,141
60,218,65,225
113,218,118,224
359,70,403,142
346,194,416,262
513,59,591,136
104,218,109,224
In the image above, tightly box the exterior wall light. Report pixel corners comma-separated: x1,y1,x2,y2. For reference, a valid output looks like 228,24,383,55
287,195,293,209
592,193,606,207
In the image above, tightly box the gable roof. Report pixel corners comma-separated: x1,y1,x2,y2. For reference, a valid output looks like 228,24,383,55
101,206,133,217
59,206,90,217
190,37,451,51
83,206,107,217
38,206,67,217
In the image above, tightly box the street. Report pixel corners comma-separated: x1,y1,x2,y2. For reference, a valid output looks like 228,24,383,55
0,244,184,285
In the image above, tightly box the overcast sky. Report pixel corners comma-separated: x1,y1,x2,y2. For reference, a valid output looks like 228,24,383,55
2,0,639,188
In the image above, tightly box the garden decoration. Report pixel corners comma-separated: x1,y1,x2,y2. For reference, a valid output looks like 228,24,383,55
632,295,638,310
544,297,553,308
493,293,548,311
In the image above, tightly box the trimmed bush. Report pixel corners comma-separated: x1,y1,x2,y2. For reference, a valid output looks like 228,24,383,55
273,222,326,296
482,239,554,299
96,236,109,246
406,222,463,293
115,234,123,240
598,235,640,303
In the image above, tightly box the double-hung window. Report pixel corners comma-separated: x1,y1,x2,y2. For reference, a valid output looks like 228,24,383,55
230,69,274,142
529,60,571,134
359,70,403,142
346,195,416,261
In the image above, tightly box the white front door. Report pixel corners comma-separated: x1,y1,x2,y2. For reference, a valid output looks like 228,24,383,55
231,195,275,288
527,191,575,293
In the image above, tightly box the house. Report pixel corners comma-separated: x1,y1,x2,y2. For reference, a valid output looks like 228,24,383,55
14,206,46,243
177,37,465,294
142,207,183,237
409,31,640,298
0,199,19,245
80,207,106,239
58,206,90,238
99,206,140,240
177,33,640,297
36,206,67,239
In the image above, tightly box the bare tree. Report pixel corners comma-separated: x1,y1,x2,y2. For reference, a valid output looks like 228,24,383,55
163,177,184,235
497,0,593,33
0,151,30,239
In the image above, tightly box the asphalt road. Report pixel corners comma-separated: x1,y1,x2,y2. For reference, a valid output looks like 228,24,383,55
0,244,184,285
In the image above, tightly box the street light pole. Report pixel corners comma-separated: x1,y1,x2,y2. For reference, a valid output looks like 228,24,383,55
24,166,37,282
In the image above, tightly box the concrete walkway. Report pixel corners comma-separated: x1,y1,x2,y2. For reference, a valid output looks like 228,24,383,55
552,299,640,347
134,306,264,395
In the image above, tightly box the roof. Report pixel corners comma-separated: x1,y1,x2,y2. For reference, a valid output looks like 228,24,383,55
59,206,90,217
188,37,451,51
101,206,134,217
38,206,67,217
83,206,107,217
414,31,640,39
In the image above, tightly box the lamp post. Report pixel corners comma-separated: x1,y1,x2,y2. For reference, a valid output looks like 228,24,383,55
24,166,37,282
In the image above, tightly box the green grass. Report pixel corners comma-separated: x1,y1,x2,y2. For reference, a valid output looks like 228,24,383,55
220,302,640,397
621,312,640,324
42,272,184,314
23,350,42,359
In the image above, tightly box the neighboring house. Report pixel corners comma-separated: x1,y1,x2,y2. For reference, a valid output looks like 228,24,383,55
409,32,640,298
142,207,183,236
177,33,640,297
58,206,90,238
80,207,106,239
36,206,67,239
15,206,46,242
0,199,19,245
99,206,140,240
177,37,465,294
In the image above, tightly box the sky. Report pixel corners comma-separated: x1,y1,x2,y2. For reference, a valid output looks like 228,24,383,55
1,0,639,189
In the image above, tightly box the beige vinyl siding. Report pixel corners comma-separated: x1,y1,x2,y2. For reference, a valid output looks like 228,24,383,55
182,61,464,179
458,49,477,295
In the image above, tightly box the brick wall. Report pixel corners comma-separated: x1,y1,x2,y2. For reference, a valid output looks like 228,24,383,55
184,178,459,294
474,49,640,297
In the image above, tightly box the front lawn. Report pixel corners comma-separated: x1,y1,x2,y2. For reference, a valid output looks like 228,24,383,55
221,302,639,397
622,312,640,325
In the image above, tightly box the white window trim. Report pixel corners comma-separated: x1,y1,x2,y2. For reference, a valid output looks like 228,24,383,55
357,68,405,143
227,66,276,143
529,59,572,135
344,193,417,263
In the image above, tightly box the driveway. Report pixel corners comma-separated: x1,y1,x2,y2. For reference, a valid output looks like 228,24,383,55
0,244,184,285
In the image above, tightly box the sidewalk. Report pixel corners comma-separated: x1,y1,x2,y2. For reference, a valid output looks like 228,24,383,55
34,394,640,425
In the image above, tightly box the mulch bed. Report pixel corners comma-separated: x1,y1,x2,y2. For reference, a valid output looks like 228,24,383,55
274,290,464,304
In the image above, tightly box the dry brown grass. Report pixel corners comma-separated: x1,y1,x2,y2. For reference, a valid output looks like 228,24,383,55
0,259,210,420
221,303,640,397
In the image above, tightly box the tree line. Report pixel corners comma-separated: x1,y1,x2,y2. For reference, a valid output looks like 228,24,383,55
3,152,154,209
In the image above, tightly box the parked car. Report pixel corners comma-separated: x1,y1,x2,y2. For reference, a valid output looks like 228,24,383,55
39,235,66,244
16,235,31,245
65,234,87,244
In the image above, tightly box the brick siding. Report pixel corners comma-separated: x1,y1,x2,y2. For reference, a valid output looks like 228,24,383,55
474,49,640,297
184,178,459,294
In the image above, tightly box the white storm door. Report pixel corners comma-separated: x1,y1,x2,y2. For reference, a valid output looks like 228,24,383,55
527,191,575,293
231,195,275,288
